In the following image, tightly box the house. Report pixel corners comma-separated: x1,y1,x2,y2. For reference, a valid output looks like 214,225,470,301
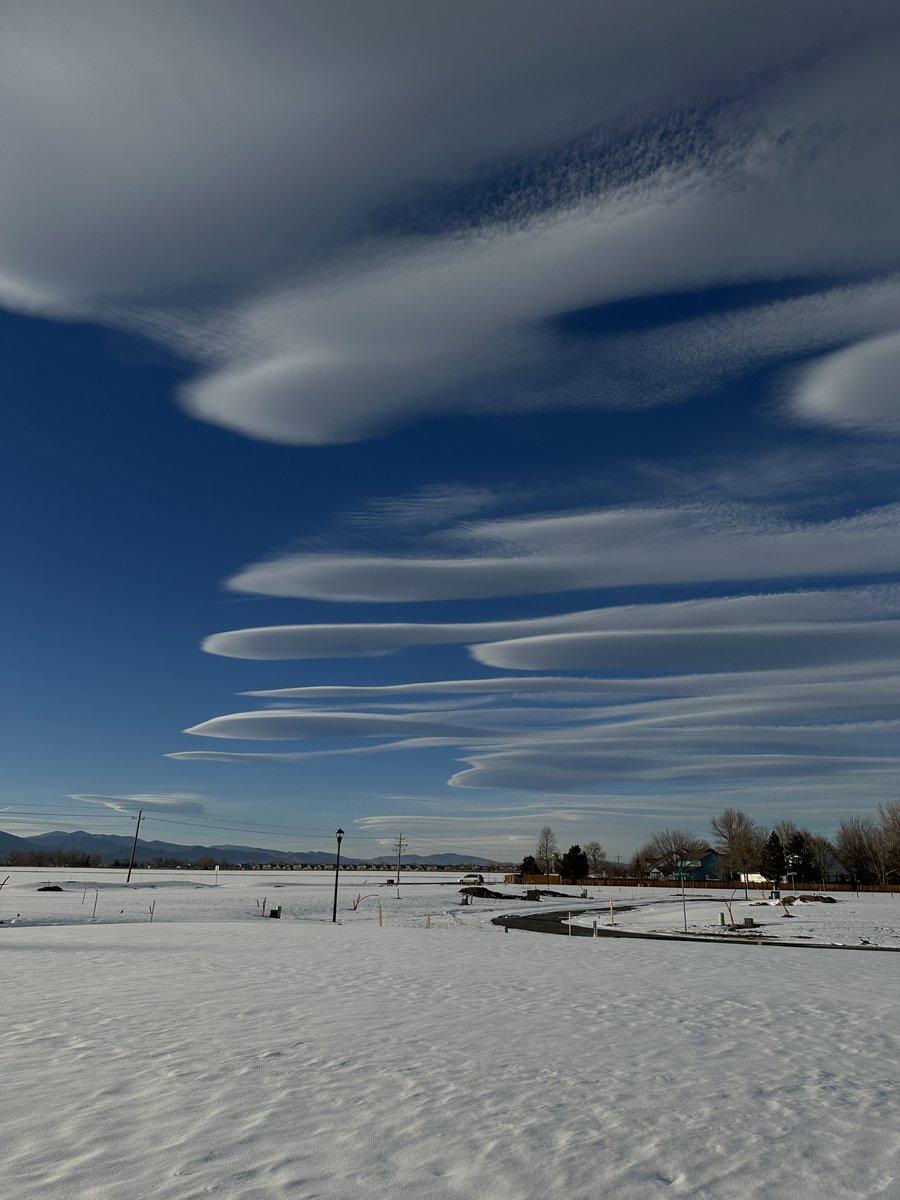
692,849,720,881
648,848,720,882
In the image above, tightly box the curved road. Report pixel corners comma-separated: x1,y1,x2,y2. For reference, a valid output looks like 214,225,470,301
491,904,900,951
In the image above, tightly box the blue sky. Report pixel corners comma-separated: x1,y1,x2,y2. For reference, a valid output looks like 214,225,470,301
3,1,900,862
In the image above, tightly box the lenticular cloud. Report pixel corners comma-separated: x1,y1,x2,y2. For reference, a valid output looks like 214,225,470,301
224,503,900,603
792,330,900,434
2,4,900,445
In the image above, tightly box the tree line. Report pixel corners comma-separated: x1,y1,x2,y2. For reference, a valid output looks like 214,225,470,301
697,803,900,888
521,802,900,888
3,849,105,868
519,826,609,884
2,849,204,869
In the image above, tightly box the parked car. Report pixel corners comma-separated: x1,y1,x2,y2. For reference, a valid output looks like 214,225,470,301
458,873,484,885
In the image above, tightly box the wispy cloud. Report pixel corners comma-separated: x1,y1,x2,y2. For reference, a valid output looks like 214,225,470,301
70,792,208,816
166,738,458,763
184,711,493,741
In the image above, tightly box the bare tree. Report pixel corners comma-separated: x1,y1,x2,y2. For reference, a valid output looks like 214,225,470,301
773,818,802,846
834,817,876,890
807,834,835,887
629,842,656,880
877,801,900,879
861,821,891,886
709,808,764,882
632,828,707,878
583,840,605,875
535,826,558,881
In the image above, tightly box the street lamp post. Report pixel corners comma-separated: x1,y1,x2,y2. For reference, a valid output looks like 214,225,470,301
332,828,344,923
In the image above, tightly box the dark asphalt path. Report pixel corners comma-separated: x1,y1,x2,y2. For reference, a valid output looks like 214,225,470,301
491,905,900,951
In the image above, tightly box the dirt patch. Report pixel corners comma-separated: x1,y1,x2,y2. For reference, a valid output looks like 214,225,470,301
460,886,528,899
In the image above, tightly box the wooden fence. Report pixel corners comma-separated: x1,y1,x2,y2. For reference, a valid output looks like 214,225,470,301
505,874,899,894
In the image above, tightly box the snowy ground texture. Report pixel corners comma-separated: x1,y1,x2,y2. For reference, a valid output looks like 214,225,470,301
3,870,899,1200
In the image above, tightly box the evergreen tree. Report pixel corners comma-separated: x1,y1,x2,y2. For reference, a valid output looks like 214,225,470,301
759,832,785,885
519,854,538,876
557,844,590,884
784,832,815,884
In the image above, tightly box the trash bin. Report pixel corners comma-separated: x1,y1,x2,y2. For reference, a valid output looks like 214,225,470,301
269,905,282,919
526,889,541,901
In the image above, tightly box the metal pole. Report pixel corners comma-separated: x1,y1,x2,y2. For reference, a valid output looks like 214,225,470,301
676,853,688,933
681,872,687,933
332,828,344,923
126,810,143,884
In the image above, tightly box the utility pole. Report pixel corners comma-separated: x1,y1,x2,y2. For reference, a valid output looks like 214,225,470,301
393,832,407,897
126,810,144,884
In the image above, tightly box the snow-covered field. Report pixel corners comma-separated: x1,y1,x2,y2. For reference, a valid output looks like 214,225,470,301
3,869,899,1199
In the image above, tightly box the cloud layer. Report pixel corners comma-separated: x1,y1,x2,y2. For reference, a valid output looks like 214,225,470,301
7,6,899,844
184,586,900,800
203,585,900,660
224,501,900,603
3,4,900,439
177,656,900,797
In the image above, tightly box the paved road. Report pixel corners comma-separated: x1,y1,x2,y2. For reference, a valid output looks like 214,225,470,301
491,906,900,951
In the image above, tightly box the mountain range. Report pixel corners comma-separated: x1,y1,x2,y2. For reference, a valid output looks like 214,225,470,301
0,828,506,867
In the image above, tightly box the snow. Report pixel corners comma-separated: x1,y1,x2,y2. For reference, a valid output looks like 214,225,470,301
567,887,900,949
2,870,899,1199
